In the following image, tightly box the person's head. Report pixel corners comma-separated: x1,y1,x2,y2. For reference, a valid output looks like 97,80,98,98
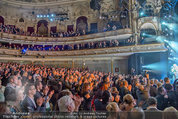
123,94,136,111
58,90,73,100
35,81,42,91
58,95,75,113
42,84,49,95
0,102,10,114
164,77,170,84
15,88,24,102
150,79,154,85
158,86,166,95
130,107,145,119
163,106,178,119
123,80,128,87
138,85,144,91
106,102,120,112
95,89,103,100
102,90,111,104
8,75,16,85
25,83,36,96
147,97,157,107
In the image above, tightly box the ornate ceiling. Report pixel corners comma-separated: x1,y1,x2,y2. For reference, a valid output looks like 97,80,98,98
0,0,87,7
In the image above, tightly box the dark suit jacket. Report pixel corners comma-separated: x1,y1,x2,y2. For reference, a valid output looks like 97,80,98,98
145,108,163,119
21,96,45,112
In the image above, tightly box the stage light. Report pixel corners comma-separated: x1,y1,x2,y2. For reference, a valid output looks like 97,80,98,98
50,18,53,22
51,14,54,17
141,33,146,36
168,24,174,30
142,62,167,71
40,15,43,18
47,15,49,17
44,15,46,17
21,49,27,54
140,12,144,16
161,21,166,25
37,15,40,18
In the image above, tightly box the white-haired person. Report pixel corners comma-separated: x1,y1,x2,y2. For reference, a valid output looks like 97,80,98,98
58,95,83,113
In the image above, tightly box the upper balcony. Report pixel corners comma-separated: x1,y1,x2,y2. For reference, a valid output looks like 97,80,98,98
0,28,132,45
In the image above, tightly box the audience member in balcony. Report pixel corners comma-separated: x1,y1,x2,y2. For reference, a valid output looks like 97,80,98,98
107,24,112,31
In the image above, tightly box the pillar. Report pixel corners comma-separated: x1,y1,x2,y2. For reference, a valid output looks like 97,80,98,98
111,58,114,73
72,60,75,68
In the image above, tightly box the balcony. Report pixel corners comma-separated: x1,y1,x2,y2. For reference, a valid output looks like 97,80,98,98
0,43,167,61
0,29,132,45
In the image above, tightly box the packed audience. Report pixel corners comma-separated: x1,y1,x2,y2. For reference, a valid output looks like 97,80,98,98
0,63,178,118
0,23,120,38
0,38,135,52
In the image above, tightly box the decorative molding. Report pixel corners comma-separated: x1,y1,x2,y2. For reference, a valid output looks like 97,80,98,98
0,0,87,7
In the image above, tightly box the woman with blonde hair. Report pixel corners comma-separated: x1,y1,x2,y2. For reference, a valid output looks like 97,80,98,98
106,102,120,112
163,106,178,119
106,102,120,119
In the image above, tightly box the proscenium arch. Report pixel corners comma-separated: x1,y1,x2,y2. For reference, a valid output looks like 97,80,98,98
139,22,158,35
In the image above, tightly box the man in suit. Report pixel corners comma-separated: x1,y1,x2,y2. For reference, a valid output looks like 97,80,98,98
4,75,17,102
21,83,45,112
145,97,162,119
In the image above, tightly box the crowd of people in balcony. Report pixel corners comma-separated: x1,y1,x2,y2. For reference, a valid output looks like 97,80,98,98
0,62,177,118
0,38,136,52
0,22,121,38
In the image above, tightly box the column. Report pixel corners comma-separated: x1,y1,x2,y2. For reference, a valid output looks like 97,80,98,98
111,58,114,73
72,60,75,68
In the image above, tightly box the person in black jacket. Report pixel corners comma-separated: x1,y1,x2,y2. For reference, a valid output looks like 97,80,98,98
145,97,162,119
156,86,168,110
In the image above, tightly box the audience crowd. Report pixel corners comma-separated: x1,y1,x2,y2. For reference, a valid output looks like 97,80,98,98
0,38,135,52
0,63,178,119
0,23,120,38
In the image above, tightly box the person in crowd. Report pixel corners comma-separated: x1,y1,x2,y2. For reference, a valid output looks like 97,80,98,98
21,83,45,112
156,86,169,110
121,94,136,111
145,97,162,119
136,74,150,110
163,106,178,119
0,102,10,116
10,88,24,113
106,102,121,119
129,107,145,119
0,79,5,102
149,79,158,97
58,95,83,113
4,75,17,102
0,62,178,118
